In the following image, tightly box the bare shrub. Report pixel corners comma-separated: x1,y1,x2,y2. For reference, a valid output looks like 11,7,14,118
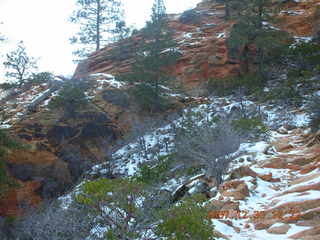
174,111,241,185
307,95,320,132
14,200,93,240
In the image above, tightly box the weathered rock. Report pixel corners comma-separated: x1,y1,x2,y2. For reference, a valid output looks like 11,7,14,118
271,138,294,152
260,157,288,169
267,223,291,234
254,219,279,230
289,226,320,239
229,166,258,180
220,180,250,200
0,180,42,217
259,173,280,182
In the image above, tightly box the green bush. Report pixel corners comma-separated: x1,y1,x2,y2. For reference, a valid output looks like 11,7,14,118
75,178,146,239
262,77,305,107
0,129,25,158
0,82,18,90
28,72,54,84
130,83,173,112
208,74,265,97
49,82,89,117
135,154,173,184
156,195,216,240
232,117,269,138
289,42,320,64
76,178,144,207
0,130,24,196
208,77,234,96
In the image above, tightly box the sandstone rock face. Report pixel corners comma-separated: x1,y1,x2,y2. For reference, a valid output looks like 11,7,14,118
73,0,320,93
0,180,41,216
0,76,189,216
277,0,320,37
74,3,238,93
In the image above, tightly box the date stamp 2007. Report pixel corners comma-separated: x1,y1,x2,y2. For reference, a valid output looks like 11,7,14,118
208,209,301,220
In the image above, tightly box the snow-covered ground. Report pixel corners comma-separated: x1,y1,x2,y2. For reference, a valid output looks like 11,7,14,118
82,91,316,239
1,73,315,239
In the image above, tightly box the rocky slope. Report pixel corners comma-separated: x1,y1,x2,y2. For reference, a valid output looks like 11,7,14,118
0,0,319,224
74,0,320,94
210,123,320,239
60,94,319,240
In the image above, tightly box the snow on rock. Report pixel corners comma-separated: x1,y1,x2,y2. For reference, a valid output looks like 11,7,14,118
0,124,12,129
56,86,319,239
90,73,125,89
0,83,56,127
216,32,225,39
291,112,310,127
0,89,12,100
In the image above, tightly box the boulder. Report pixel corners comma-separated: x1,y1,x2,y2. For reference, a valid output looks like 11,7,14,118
220,180,250,200
229,166,258,180
267,223,291,234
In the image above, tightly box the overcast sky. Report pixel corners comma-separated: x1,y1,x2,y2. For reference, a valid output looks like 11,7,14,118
0,0,201,81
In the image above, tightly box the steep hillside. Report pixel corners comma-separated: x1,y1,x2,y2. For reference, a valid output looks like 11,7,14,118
56,94,319,240
74,0,320,93
0,0,320,236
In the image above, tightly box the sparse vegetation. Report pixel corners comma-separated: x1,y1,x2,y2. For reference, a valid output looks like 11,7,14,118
15,201,93,240
27,71,55,85
75,178,152,239
3,41,38,87
0,82,18,90
307,95,320,132
115,0,180,112
287,42,320,76
208,73,265,96
174,109,241,184
129,83,173,112
135,154,173,185
232,117,269,138
49,81,89,117
69,0,124,60
0,129,24,197
156,195,216,240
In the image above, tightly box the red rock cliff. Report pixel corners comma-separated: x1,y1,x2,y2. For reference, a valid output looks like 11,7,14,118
73,0,320,93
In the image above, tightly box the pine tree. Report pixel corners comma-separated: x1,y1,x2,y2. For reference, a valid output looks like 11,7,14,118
70,0,123,60
49,81,89,118
108,20,132,60
117,0,180,112
227,0,289,81
3,41,38,87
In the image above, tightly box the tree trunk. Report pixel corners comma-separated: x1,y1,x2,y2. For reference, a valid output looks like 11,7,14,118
155,74,160,108
96,0,101,51
225,0,230,20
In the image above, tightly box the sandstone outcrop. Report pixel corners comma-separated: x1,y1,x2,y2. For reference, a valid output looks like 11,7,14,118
73,0,320,93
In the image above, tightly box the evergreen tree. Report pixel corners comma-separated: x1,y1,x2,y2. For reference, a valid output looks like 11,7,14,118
110,20,131,43
227,0,289,81
108,20,132,60
3,41,38,87
117,0,180,112
70,0,123,60
49,81,89,118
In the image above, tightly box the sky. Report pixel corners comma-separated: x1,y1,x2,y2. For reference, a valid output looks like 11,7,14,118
0,0,201,81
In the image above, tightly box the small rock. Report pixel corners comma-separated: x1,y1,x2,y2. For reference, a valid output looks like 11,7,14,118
277,126,288,134
267,223,291,234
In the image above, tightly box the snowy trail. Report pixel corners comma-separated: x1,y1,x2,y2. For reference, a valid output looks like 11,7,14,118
211,128,320,240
